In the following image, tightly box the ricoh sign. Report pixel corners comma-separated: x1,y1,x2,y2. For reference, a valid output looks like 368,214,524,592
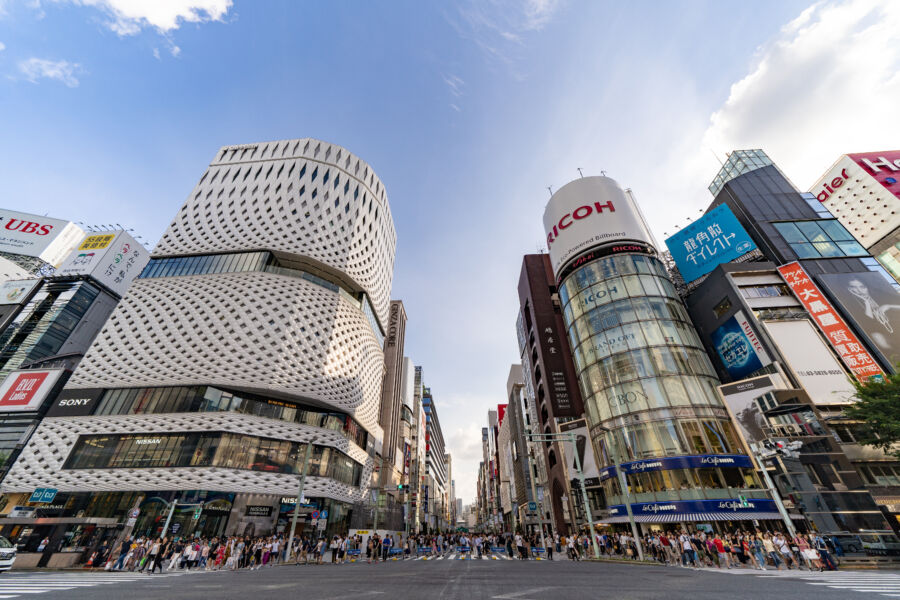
543,176,655,277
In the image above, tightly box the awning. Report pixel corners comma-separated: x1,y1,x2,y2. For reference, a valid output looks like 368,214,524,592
0,517,120,526
599,512,805,523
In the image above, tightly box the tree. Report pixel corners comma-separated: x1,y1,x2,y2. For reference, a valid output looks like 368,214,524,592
842,370,900,458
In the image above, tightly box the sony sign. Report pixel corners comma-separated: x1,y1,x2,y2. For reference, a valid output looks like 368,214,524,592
46,388,104,418
543,176,655,277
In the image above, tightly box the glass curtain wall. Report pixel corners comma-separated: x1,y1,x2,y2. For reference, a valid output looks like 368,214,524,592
558,253,757,506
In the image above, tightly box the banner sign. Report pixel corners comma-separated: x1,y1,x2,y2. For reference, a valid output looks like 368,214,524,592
558,419,601,486
599,454,754,480
0,279,40,306
0,369,65,413
777,262,883,381
711,310,771,379
56,231,149,298
665,204,757,282
763,319,857,404
608,498,778,517
245,505,273,517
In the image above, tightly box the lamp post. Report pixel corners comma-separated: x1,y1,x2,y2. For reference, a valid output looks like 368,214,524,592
749,442,798,538
287,440,315,559
525,432,598,559
593,425,643,561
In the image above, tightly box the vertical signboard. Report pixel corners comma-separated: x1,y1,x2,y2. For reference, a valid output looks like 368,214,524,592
778,262,884,381
763,320,856,404
557,419,600,487
711,310,772,380
717,374,784,460
665,204,757,282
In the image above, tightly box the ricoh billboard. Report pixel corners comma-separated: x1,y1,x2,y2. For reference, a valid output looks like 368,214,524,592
0,209,84,267
543,176,655,278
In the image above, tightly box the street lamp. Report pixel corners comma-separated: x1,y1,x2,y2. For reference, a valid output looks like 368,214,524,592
524,432,599,559
748,441,799,539
287,439,316,559
593,425,643,561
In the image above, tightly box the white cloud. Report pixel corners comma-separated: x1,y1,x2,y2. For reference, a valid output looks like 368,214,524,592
55,0,232,36
18,57,81,87
0,42,6,51
449,0,564,66
443,73,465,97
700,0,900,191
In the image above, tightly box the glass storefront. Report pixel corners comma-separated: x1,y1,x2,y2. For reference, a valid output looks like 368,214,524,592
94,385,369,450
63,431,364,486
558,252,759,509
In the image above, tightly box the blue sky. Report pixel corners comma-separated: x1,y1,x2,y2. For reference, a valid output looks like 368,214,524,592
2,0,899,503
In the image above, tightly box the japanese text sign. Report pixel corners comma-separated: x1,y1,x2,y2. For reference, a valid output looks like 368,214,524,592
665,204,757,282
777,262,884,382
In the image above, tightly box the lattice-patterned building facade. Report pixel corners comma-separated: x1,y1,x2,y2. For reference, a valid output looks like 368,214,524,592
0,138,396,541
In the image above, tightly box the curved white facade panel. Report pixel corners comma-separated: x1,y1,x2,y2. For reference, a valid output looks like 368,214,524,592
1,413,372,502
66,272,386,436
154,138,396,324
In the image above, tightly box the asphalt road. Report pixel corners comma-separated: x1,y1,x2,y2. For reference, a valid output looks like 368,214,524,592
2,559,898,600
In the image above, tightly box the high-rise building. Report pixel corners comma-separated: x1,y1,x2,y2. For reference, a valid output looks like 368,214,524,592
377,300,407,499
516,253,585,535
0,138,396,548
422,385,448,531
543,175,778,530
675,151,897,533
810,151,900,282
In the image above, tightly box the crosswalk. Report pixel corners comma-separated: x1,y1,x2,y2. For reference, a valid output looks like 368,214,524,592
719,566,900,597
410,552,553,562
0,570,214,598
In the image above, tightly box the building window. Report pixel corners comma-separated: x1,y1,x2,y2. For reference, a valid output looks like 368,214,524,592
713,297,732,318
772,220,867,259
64,432,364,487
739,284,790,299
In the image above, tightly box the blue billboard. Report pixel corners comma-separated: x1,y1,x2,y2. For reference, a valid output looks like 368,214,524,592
665,204,757,282
711,312,767,380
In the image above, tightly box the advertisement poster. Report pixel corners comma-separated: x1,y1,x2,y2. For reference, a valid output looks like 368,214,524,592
0,210,77,264
763,320,856,404
665,204,757,282
558,419,600,487
717,374,785,451
0,279,39,306
711,311,771,380
0,369,65,412
818,271,900,370
778,262,883,381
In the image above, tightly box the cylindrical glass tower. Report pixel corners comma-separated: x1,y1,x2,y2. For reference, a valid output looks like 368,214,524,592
544,176,770,528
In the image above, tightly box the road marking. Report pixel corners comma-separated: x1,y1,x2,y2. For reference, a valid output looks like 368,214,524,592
492,587,554,599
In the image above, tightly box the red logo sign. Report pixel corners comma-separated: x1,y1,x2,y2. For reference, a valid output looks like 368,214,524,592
850,151,900,198
0,372,49,407
777,262,884,382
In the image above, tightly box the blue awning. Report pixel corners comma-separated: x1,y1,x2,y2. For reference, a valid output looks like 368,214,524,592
599,511,804,523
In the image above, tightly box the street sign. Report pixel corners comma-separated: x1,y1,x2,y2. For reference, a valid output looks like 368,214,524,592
170,523,182,534
129,508,140,519
28,488,58,504
527,501,537,511
126,517,137,527
309,518,318,527
311,510,320,519
317,519,327,530
320,510,328,519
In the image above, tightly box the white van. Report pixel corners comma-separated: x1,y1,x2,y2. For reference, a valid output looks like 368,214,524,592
0,536,16,572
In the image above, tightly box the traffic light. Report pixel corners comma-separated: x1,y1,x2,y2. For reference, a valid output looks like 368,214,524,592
738,495,749,507
397,484,404,490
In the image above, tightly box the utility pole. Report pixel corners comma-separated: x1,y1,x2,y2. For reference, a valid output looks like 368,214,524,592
524,433,548,553
750,442,798,538
567,433,601,559
287,440,315,559
161,498,178,540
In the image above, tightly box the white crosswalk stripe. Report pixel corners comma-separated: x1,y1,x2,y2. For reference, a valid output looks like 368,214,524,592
716,567,900,597
0,570,215,599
